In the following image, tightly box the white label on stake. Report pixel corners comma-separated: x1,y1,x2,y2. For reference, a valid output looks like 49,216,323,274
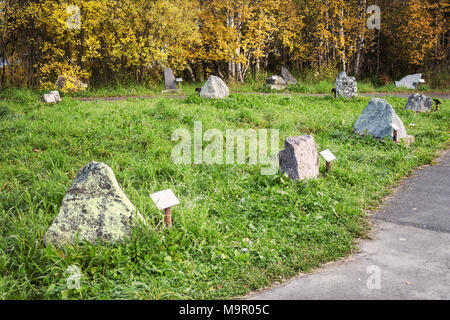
150,189,180,210
320,149,336,162
391,123,400,131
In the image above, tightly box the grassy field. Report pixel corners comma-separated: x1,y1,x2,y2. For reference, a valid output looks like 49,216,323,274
0,89,449,299
0,74,443,100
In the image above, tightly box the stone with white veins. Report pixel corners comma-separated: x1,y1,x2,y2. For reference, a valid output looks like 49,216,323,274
354,98,414,146
200,75,229,99
278,135,319,180
405,93,433,113
45,161,143,246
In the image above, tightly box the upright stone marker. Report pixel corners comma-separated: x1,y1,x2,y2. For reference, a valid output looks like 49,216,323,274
335,71,357,98
281,66,298,85
278,135,319,180
45,161,142,246
354,98,414,146
164,68,177,90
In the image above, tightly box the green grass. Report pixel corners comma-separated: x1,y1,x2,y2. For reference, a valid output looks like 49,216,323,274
0,90,449,299
1,75,440,100
76,79,442,97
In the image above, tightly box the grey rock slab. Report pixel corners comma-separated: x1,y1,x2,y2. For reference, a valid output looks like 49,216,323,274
164,68,177,90
405,93,433,113
281,67,298,85
278,135,319,180
354,98,410,142
45,161,143,246
247,221,450,300
200,75,229,99
335,71,357,98
395,74,423,89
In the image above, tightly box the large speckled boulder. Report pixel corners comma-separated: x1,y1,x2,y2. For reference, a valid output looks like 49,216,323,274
278,135,319,180
405,93,433,113
354,98,414,146
335,71,357,98
45,161,142,246
200,75,229,99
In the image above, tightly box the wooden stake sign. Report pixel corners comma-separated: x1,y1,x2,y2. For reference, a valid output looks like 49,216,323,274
391,123,400,143
319,149,336,172
176,78,183,89
150,189,180,228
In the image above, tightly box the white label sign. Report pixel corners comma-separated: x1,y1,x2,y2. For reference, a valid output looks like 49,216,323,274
391,123,400,131
150,189,180,210
320,149,336,162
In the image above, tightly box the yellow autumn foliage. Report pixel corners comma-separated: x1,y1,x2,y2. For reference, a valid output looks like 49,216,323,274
0,0,448,87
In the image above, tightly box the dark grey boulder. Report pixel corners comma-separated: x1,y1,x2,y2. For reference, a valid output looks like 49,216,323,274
405,93,433,113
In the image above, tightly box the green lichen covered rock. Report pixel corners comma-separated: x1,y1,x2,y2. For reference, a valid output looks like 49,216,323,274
45,161,142,246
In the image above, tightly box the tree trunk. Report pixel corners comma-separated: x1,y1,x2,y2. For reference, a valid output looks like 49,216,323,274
376,28,381,76
339,8,346,72
354,0,366,76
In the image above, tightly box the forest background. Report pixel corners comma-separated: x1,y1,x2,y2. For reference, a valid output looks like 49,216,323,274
0,0,449,90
